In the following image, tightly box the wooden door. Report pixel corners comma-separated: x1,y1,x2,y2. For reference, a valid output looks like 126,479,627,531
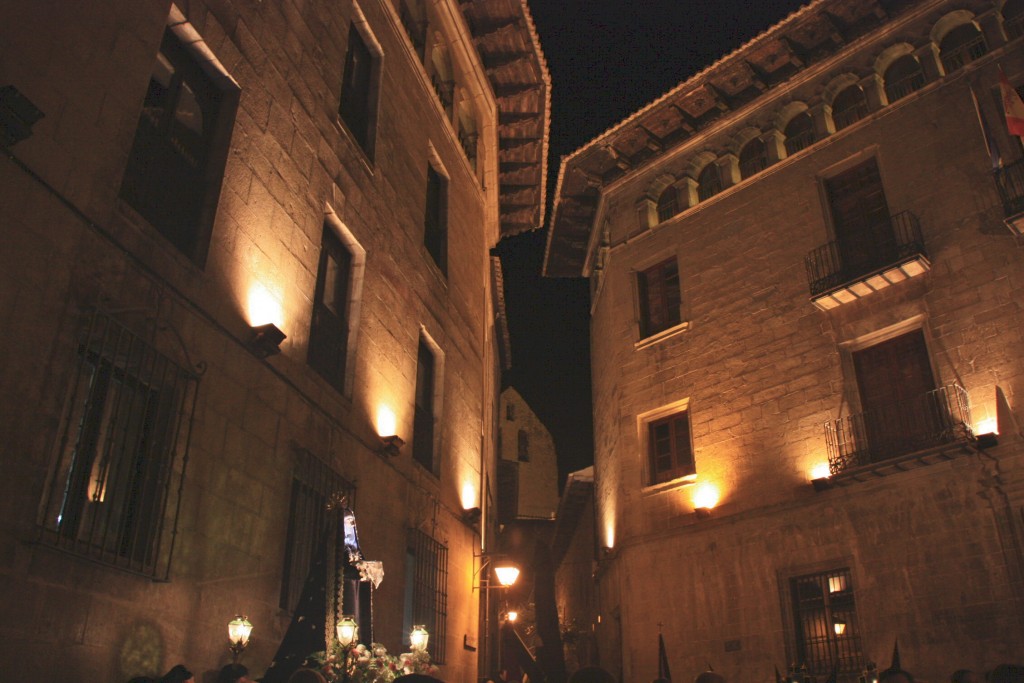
825,159,896,277
852,330,938,462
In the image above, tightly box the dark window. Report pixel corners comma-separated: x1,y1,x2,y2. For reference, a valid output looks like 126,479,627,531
1006,0,1024,40
308,225,353,392
424,164,448,276
790,568,863,677
339,23,376,153
739,137,768,178
39,309,198,579
831,85,869,130
939,23,988,74
399,0,428,59
697,163,721,201
852,330,939,462
404,528,448,663
517,429,530,462
884,55,925,103
119,28,233,263
647,410,694,485
413,339,437,473
656,185,680,222
784,112,815,155
638,258,681,338
506,404,515,421
825,158,894,278
280,451,355,611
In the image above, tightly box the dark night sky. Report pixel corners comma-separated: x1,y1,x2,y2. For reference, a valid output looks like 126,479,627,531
496,1,810,487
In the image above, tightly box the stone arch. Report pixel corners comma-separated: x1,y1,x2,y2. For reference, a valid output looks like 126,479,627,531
685,150,719,178
646,172,678,199
727,126,764,156
772,100,810,131
822,72,863,105
930,9,979,44
874,42,917,77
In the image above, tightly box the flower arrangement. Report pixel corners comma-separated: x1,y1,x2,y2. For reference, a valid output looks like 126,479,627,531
309,641,440,683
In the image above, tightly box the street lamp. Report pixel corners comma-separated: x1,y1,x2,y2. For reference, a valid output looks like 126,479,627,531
336,615,359,647
410,625,429,652
227,615,253,663
494,564,520,588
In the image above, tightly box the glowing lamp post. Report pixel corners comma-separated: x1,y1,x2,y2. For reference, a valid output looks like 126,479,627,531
494,564,520,588
227,615,253,663
410,625,429,652
336,615,359,647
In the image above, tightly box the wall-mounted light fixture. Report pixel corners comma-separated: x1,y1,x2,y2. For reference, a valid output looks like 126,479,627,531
692,482,719,519
506,610,518,623
462,506,482,526
378,434,404,457
227,615,254,664
810,462,833,491
473,554,520,591
249,323,286,358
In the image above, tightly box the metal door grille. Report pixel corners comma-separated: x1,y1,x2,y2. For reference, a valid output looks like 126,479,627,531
280,449,355,611
407,528,448,663
39,308,199,579
791,568,863,677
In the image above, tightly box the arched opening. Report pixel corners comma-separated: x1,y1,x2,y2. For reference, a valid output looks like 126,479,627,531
784,112,814,155
697,163,721,201
832,85,868,130
657,185,680,222
739,137,768,178
884,54,925,103
939,23,988,73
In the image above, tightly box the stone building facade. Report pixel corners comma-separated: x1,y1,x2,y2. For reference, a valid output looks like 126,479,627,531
498,386,559,522
546,0,1024,680
0,0,548,681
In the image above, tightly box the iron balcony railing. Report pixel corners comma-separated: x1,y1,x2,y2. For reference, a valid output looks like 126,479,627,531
832,100,869,130
825,384,973,476
785,128,815,156
431,74,454,111
458,129,478,165
995,157,1024,217
884,70,926,102
805,210,926,297
940,34,987,73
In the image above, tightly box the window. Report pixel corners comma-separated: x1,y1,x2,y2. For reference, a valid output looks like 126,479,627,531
39,309,198,578
398,0,428,58
506,404,515,421
404,528,448,663
119,27,235,264
424,163,448,276
784,112,815,155
790,568,863,677
696,163,721,201
939,23,987,73
339,22,379,154
309,224,353,392
517,429,530,462
656,185,680,222
739,137,768,178
413,338,437,473
638,258,681,339
884,55,925,103
825,158,895,280
1006,0,1024,40
647,409,694,485
280,450,355,611
831,85,868,130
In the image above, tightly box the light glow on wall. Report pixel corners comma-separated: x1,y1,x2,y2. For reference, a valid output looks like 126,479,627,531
692,482,720,510
810,462,831,480
976,416,998,435
376,405,397,437
604,522,615,550
247,281,283,327
461,481,477,510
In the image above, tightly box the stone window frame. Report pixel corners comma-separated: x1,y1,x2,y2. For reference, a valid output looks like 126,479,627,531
338,3,384,161
412,328,445,477
307,206,367,398
633,255,688,349
117,6,239,268
637,397,697,491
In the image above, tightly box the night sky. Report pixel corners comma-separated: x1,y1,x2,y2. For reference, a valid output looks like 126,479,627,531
496,0,810,487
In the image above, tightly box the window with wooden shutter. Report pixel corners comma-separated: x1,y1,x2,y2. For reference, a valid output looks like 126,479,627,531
647,410,694,485
638,258,682,338
308,225,353,392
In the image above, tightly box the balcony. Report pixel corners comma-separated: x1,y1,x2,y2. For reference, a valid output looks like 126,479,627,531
805,211,930,310
458,129,478,165
432,74,454,112
994,157,1024,236
824,384,975,481
940,34,987,73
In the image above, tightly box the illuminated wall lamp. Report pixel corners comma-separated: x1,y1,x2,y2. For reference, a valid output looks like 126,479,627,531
694,506,713,520
506,610,518,623
378,434,404,457
249,323,286,358
462,506,482,526
227,615,254,664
